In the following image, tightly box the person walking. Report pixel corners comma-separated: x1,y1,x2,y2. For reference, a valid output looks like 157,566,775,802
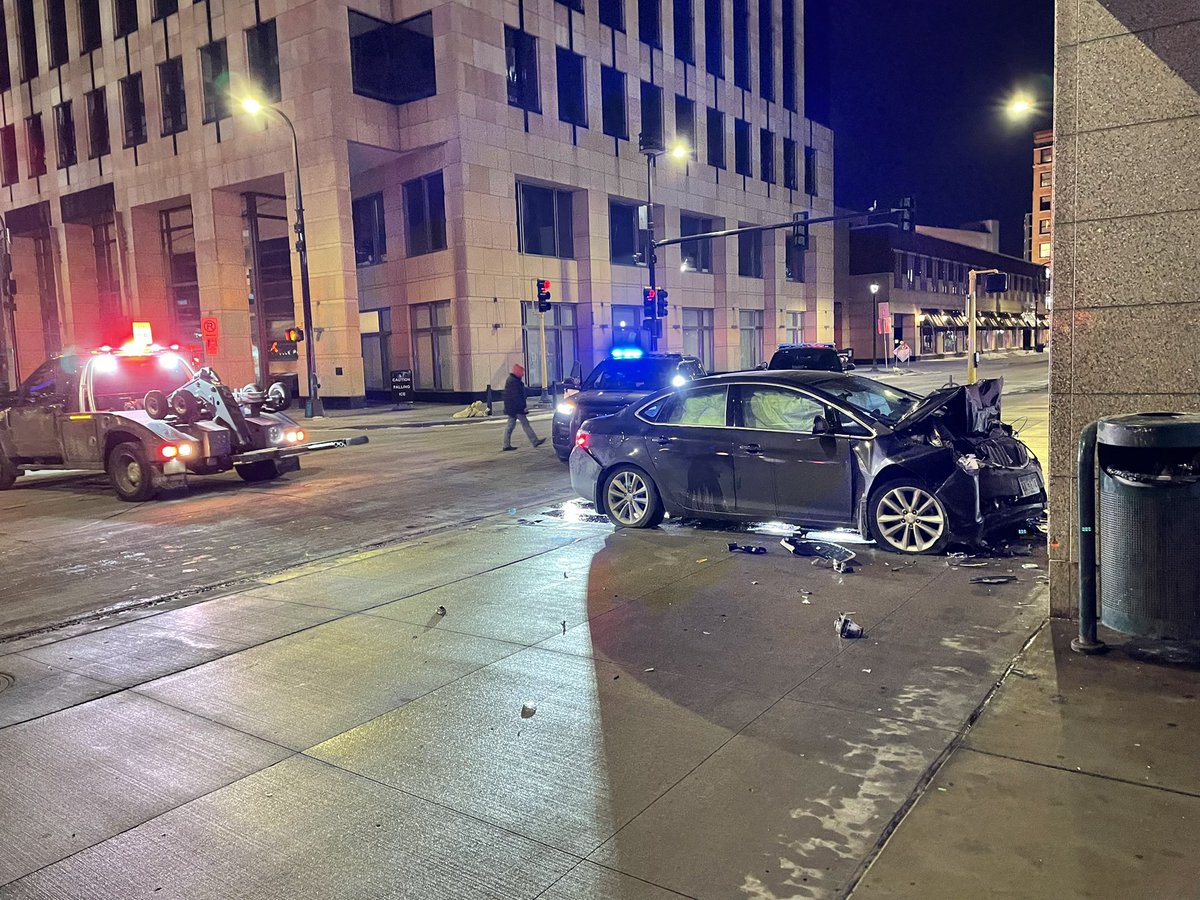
501,363,545,451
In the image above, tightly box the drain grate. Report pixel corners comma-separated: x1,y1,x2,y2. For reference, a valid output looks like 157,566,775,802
0,672,12,695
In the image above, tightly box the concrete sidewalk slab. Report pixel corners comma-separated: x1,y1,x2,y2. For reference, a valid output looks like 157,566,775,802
0,653,114,728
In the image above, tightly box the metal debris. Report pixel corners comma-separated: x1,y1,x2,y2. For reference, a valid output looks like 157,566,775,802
1021,563,1040,570
643,667,655,672
520,703,537,719
728,542,767,554
436,605,447,616
970,575,1018,585
955,561,989,568
782,537,857,573
561,620,567,634
836,614,865,639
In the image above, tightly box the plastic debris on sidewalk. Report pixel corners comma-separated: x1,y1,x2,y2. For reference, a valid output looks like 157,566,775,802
836,613,865,639
728,542,767,554
782,537,857,573
521,703,537,718
452,400,489,419
970,575,1018,585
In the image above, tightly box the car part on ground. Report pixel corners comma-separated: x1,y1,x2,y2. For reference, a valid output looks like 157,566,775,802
781,537,858,572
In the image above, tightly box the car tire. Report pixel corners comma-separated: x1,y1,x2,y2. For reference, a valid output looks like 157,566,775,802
170,390,200,422
144,390,169,419
107,441,158,502
235,460,281,482
557,452,571,464
600,465,664,529
0,449,16,490
868,477,950,555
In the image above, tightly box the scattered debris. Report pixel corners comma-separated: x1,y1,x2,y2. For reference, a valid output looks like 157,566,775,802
1021,563,1040,570
955,561,989,568
782,537,857,573
643,667,655,672
702,631,712,635
436,605,447,617
520,703,537,719
750,581,759,585
728,542,767,554
862,668,873,674
561,620,567,634
970,575,1018,585
800,589,813,596
836,614,864,639
696,558,708,564
801,598,812,605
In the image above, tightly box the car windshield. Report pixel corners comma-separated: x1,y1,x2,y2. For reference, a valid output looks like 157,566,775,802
583,358,683,392
812,375,919,425
90,354,195,411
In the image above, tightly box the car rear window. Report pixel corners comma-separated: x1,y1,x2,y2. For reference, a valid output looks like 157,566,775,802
583,358,681,391
90,354,194,411
769,348,839,370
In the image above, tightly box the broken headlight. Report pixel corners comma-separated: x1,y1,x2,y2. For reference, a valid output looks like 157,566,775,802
956,454,981,473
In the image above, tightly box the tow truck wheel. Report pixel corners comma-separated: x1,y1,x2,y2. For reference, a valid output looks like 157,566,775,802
0,450,16,490
107,442,158,502
170,390,200,422
145,390,169,420
235,460,281,482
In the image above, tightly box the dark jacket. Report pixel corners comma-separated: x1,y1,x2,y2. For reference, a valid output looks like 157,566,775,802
502,373,527,416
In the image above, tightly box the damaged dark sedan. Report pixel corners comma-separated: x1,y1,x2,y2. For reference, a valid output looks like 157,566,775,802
569,371,1045,554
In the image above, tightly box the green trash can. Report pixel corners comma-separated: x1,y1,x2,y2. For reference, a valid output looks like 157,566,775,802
1097,413,1200,640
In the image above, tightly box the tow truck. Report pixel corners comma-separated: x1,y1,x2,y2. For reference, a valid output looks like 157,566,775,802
0,338,367,501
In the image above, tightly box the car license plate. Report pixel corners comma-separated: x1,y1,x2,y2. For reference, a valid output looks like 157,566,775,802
1018,473,1041,497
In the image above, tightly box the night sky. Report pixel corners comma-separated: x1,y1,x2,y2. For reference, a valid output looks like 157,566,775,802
806,0,1055,258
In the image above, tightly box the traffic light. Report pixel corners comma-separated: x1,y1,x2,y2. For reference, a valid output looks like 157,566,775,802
642,287,657,318
983,272,1009,294
898,196,915,232
790,211,810,253
284,327,304,342
656,288,669,318
536,279,552,312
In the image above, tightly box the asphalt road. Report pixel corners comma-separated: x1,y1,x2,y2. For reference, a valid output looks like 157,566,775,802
0,355,1049,642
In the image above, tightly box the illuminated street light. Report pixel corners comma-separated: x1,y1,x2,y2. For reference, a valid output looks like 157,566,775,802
1006,94,1035,120
670,142,689,160
240,97,263,116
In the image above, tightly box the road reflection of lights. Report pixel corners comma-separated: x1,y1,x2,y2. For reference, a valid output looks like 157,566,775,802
805,529,872,545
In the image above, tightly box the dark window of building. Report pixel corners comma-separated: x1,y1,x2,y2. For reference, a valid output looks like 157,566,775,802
1039,218,1051,234
79,0,102,53
704,0,723,77
600,0,624,30
120,73,147,147
160,207,199,340
47,0,70,67
556,47,587,127
504,27,541,113
246,19,283,103
403,171,447,257
601,66,627,139
411,300,453,391
0,125,18,185
556,0,583,11
804,145,817,195
158,57,187,136
54,101,76,168
674,0,694,64
760,128,774,183
0,5,11,92
1039,147,1053,163
349,11,436,107
785,233,804,281
706,106,724,168
609,199,649,267
781,0,796,110
85,87,109,158
782,136,797,189
152,0,177,21
675,95,695,155
680,213,713,272
639,0,661,48
114,0,138,37
16,0,37,82
517,181,574,258
738,227,762,278
758,0,773,100
732,0,749,90
1039,195,1051,211
734,118,751,176
200,40,230,123
640,80,663,151
26,113,46,177
352,192,387,265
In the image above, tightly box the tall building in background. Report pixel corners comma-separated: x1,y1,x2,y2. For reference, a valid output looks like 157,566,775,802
1030,129,1054,265
0,0,834,400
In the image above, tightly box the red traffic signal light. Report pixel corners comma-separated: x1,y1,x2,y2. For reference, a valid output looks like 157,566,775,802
284,327,304,342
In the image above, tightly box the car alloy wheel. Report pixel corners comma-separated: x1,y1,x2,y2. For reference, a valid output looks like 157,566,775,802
873,484,947,553
602,466,664,528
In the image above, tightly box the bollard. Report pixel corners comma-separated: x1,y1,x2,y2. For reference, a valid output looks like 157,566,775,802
1072,420,1107,654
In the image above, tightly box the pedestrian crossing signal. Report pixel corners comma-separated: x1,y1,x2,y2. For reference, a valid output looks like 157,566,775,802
536,279,552,312
284,327,304,342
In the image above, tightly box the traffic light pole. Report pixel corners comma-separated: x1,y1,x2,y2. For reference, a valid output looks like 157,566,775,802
645,152,659,352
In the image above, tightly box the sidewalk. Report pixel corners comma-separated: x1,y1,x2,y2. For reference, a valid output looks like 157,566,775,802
305,401,555,431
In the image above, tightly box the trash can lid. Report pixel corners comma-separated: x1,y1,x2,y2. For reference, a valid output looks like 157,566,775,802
1097,412,1200,448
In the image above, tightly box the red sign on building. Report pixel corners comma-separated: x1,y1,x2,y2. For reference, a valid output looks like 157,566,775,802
200,317,220,355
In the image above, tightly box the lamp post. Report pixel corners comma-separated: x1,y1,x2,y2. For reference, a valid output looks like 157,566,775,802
869,282,881,371
239,97,324,418
639,136,690,352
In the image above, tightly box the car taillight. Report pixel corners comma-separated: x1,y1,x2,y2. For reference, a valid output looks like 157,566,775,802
160,445,178,459
576,432,589,450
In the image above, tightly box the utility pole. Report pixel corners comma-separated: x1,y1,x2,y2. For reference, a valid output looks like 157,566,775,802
643,147,659,351
869,282,881,371
966,267,1002,384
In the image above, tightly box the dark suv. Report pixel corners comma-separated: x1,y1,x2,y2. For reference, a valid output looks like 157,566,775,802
767,344,855,373
551,352,705,461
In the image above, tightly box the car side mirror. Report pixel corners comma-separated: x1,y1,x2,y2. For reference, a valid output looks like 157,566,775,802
563,376,580,390
812,415,830,435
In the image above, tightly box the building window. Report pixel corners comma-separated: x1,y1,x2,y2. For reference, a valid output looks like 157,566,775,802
611,304,645,350
403,171,447,257
781,0,796,110
785,233,804,282
505,27,541,113
675,95,695,156
152,0,177,20
639,0,662,48
760,128,775,184
80,0,103,54
517,182,574,258
732,0,749,89
1038,242,1051,259
93,215,122,327
1039,195,1051,211
1039,147,1053,163
674,0,695,64
640,80,664,150
86,87,110,158
411,300,452,391
706,107,725,168
0,9,10,93
1040,170,1052,188
349,11,437,106
601,66,627,139
680,213,713,273
246,19,283,103
804,145,817,195
784,310,804,344
782,136,797,189
47,0,69,68
114,0,138,37
26,113,46,177
738,227,762,278
758,0,773,100
739,308,764,369
352,192,387,266
609,200,650,267
600,0,624,31
160,207,200,341
200,40,230,124
682,308,713,369
734,118,751,176
158,57,187,136
1038,219,1051,235
16,0,37,82
556,0,584,11
704,0,723,77
120,73,147,147
54,102,76,168
556,47,587,127
521,302,578,388
0,126,18,186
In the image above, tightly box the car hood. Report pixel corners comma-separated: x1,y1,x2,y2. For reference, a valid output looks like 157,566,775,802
570,389,651,414
893,378,1004,436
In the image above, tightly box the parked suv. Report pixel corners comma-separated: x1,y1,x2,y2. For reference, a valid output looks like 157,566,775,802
767,344,855,373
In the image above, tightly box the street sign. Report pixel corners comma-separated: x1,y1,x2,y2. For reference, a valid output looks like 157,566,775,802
268,339,298,361
200,316,219,355
390,369,414,403
877,302,891,335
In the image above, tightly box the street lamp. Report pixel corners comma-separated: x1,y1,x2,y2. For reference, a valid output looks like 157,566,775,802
639,136,691,351
238,95,324,417
869,282,881,371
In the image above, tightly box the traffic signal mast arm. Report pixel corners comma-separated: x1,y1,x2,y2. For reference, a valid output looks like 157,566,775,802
649,202,915,250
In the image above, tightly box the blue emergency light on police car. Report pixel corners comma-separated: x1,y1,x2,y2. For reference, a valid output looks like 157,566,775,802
611,347,644,360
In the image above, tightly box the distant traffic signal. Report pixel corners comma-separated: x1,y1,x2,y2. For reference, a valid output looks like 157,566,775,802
536,279,552,312
284,327,304,342
656,288,669,318
642,287,657,318
898,196,915,232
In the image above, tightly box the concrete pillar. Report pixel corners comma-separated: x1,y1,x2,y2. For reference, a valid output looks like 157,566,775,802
8,235,45,368
193,188,256,388
57,223,102,348
126,205,171,335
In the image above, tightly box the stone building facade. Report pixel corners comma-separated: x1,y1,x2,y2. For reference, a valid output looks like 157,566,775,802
0,0,835,402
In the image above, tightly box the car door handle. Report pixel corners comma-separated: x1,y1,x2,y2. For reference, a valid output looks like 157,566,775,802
738,443,762,454
653,436,674,446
